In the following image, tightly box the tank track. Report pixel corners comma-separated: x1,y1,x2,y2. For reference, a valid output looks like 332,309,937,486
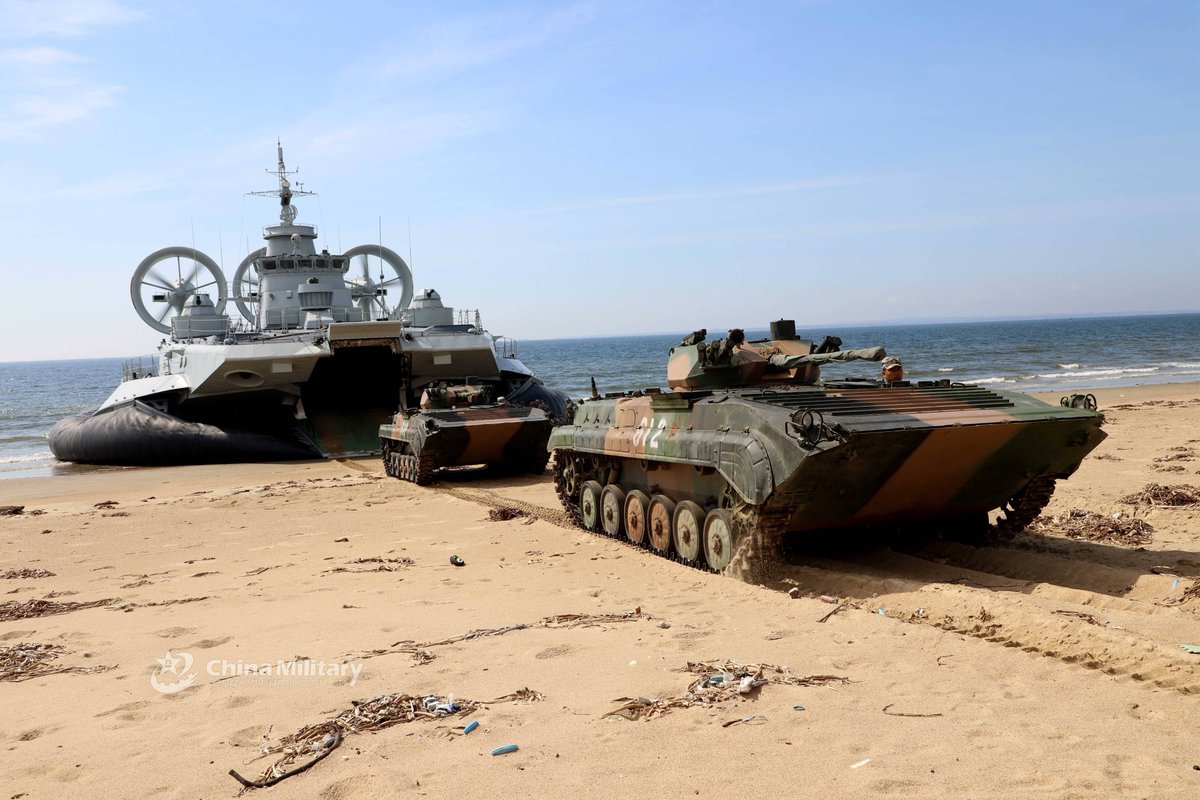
551,449,784,581
381,439,435,485
552,450,1063,579
990,476,1058,542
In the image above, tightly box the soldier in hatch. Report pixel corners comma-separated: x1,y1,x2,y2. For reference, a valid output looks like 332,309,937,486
881,356,904,384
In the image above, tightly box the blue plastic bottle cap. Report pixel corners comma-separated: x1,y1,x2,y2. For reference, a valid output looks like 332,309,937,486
491,744,519,756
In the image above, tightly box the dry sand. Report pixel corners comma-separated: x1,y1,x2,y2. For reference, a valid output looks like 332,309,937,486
1,382,1198,799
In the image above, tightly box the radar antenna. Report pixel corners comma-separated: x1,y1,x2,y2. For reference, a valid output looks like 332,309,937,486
247,139,315,225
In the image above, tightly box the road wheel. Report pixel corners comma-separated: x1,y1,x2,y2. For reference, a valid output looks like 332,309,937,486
647,495,675,554
580,480,604,532
600,485,626,537
624,490,650,545
703,509,737,572
672,501,706,565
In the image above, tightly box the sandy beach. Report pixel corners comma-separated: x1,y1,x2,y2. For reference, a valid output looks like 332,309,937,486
2,382,1198,799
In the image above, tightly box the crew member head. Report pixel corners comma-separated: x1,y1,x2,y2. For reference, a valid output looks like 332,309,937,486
881,356,904,383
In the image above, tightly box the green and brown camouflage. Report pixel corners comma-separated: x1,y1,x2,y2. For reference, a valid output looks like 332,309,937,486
548,322,1106,577
380,382,552,484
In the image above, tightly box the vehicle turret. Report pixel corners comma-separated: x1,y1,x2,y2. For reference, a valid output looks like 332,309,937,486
666,321,886,390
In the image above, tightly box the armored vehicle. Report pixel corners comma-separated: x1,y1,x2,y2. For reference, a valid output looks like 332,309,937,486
379,338,566,482
548,321,1107,577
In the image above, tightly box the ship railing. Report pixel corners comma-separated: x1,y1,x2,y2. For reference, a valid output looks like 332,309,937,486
122,356,160,382
263,306,369,330
456,309,483,329
494,336,519,360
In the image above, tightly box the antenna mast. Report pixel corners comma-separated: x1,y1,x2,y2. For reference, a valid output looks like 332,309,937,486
247,139,315,225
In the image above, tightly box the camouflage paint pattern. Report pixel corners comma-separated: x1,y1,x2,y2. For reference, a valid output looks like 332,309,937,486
380,403,552,481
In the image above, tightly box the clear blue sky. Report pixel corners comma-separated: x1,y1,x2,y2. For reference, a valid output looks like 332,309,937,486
1,0,1196,361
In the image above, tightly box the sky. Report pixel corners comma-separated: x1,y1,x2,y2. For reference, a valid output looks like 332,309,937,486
0,0,1196,361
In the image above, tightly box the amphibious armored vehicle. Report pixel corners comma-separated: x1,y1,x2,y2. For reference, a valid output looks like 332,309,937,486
380,378,557,484
548,321,1107,576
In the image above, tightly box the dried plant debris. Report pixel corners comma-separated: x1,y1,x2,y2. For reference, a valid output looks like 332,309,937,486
1155,450,1196,463
1109,398,1200,410
0,505,25,516
0,597,114,622
1154,465,1187,473
1120,483,1200,507
1161,581,1200,607
325,557,416,574
1,568,55,580
1029,509,1154,546
351,609,649,664
112,596,211,612
604,660,848,721
488,507,527,521
0,643,114,682
1092,453,1122,462
231,689,541,789
882,703,942,718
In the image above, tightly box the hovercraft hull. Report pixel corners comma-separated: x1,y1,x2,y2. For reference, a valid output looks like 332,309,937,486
48,401,321,466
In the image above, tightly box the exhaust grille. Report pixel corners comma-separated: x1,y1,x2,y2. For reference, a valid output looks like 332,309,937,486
741,385,1015,416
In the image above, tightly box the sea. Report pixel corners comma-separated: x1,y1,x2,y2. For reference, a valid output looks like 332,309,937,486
2,313,1197,480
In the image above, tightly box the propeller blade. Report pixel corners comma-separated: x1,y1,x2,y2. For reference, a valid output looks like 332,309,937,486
141,278,174,292
155,304,173,323
184,262,201,287
359,254,370,282
148,269,175,288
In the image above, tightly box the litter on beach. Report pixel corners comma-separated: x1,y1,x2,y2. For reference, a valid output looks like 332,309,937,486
604,660,848,721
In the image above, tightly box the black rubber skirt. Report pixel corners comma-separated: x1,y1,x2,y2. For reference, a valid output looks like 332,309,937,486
49,401,321,466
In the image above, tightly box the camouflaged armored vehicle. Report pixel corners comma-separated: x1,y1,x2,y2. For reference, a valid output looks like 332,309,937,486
548,320,1106,576
378,317,570,484
381,381,554,484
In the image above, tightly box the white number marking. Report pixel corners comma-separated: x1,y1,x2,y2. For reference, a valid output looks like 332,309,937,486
649,417,667,449
632,416,650,447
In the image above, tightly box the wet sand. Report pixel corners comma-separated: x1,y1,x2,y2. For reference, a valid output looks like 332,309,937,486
1,382,1198,798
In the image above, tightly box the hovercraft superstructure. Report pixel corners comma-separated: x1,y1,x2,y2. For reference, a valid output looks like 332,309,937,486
49,145,569,465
